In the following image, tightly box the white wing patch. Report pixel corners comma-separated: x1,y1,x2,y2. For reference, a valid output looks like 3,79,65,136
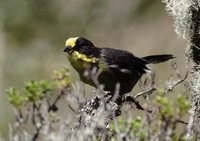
120,69,132,73
109,64,132,73
109,64,118,68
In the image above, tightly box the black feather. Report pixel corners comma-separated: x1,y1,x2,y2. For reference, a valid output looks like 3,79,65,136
142,54,174,64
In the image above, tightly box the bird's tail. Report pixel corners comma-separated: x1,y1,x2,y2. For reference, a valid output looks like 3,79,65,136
142,54,174,64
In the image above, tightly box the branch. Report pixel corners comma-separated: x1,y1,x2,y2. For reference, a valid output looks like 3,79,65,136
134,87,156,99
164,57,190,94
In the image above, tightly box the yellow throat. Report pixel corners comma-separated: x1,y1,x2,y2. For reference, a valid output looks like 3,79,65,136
71,51,97,63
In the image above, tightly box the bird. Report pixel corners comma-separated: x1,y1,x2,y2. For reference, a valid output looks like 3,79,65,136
63,37,174,95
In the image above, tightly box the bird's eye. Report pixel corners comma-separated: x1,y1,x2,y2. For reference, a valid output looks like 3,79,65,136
78,46,89,53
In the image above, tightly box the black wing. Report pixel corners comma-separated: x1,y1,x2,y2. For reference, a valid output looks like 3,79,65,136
100,48,148,75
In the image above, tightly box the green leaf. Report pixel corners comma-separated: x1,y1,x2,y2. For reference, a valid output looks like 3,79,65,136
6,87,27,107
176,95,191,114
39,80,52,93
54,67,71,88
24,80,41,101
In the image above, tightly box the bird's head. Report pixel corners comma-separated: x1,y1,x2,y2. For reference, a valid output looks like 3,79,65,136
63,37,95,54
63,37,100,62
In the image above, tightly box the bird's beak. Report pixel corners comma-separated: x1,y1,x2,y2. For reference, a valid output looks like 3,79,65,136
63,46,71,53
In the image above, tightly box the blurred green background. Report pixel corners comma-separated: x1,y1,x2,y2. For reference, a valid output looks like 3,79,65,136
0,0,187,138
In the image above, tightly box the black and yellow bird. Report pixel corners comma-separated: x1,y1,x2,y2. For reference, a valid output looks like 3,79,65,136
63,37,174,95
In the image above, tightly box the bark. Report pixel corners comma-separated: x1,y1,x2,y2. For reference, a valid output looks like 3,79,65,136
191,5,200,64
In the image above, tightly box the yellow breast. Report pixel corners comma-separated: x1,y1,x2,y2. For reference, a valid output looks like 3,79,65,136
67,51,96,73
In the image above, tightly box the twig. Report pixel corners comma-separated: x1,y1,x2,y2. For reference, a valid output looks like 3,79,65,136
68,104,77,114
111,83,120,102
186,101,196,140
122,96,145,111
172,119,188,130
31,103,43,141
48,87,65,112
32,124,43,141
134,87,157,99
164,57,190,94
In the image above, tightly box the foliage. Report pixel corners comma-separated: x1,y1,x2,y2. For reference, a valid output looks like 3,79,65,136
4,66,195,141
6,67,71,141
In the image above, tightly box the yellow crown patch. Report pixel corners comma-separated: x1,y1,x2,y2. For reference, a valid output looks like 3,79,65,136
65,37,79,48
